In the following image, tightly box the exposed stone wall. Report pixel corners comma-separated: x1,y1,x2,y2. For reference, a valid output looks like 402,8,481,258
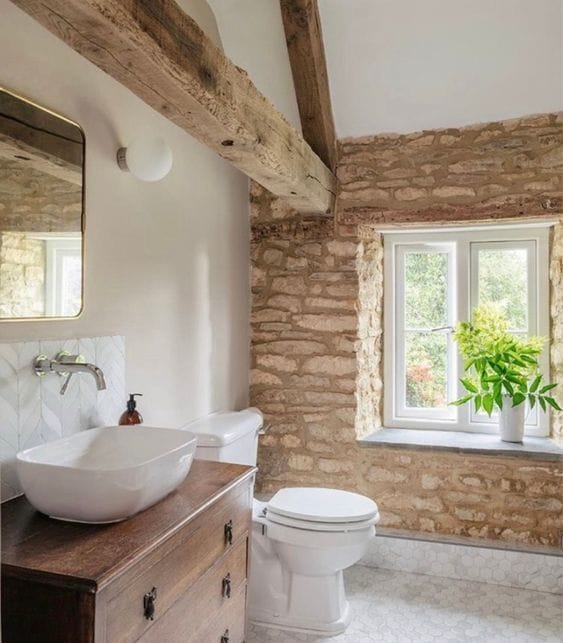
0,232,45,317
251,112,563,549
0,159,82,317
0,159,82,233
356,228,384,439
338,113,562,227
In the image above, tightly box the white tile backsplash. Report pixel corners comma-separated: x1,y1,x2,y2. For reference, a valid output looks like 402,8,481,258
0,335,125,501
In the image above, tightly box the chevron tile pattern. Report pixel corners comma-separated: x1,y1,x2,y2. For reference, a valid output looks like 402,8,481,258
0,336,125,501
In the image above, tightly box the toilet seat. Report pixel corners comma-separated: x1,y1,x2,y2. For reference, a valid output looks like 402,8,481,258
265,510,379,532
265,487,379,533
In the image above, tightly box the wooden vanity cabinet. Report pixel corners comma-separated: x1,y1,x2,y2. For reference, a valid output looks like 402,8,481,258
1,460,256,643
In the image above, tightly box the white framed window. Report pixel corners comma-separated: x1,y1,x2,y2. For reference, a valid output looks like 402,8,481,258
45,238,82,317
383,225,551,436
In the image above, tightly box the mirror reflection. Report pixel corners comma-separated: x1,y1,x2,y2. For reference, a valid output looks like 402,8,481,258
0,88,84,319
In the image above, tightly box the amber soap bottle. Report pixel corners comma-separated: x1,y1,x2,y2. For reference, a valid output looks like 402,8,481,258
119,393,143,425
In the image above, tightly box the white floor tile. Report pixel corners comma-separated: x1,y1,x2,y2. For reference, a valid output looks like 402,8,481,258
247,565,563,643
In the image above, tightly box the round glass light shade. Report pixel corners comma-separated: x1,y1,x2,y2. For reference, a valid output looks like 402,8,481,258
122,138,173,182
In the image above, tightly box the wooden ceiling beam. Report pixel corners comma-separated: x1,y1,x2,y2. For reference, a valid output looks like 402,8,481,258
280,0,337,170
0,116,82,186
11,0,336,214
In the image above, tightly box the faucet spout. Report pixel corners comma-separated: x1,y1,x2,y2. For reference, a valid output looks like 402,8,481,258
34,352,107,395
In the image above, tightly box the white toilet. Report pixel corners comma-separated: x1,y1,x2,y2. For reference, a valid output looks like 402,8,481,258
184,408,379,635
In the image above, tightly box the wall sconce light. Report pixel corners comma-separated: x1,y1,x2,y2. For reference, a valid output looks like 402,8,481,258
117,138,173,182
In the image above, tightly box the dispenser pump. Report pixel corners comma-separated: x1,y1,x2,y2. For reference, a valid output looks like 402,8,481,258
119,393,143,425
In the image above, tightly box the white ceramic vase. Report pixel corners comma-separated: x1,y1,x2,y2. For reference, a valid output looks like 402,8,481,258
499,395,525,443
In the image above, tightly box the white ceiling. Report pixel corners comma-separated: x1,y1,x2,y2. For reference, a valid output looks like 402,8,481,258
209,0,562,138
320,0,563,137
208,0,302,131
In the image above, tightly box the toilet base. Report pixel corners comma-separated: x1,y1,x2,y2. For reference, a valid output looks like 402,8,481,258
251,599,351,636
249,567,352,635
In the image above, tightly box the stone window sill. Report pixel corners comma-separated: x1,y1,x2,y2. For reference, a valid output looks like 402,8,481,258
358,428,563,461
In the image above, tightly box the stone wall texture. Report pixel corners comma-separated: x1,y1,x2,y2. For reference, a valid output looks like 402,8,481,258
251,112,563,549
0,232,45,317
0,159,82,317
0,159,82,233
338,112,562,227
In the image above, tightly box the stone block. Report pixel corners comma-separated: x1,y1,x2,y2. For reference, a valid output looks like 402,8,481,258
255,355,297,373
271,275,306,294
288,454,314,471
294,314,357,333
432,186,476,198
303,355,356,376
254,340,327,355
394,187,427,201
250,369,282,386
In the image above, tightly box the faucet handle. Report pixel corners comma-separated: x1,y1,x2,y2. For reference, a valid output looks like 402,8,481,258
55,352,85,365
54,353,84,395
59,372,74,395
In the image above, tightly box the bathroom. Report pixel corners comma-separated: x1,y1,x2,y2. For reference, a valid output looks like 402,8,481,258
0,0,561,641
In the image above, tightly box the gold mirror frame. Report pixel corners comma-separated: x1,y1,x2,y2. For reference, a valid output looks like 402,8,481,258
0,86,85,321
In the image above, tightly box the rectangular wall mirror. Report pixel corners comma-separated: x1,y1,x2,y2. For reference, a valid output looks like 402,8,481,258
0,87,84,319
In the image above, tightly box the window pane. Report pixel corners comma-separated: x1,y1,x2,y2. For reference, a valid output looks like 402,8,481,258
405,252,448,329
478,248,528,330
405,331,448,409
61,253,81,316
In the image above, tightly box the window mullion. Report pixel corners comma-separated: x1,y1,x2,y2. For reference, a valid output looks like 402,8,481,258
457,239,471,428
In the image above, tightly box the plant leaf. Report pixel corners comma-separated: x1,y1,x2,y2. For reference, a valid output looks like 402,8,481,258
506,372,524,385
502,380,514,396
545,397,563,411
539,397,547,412
529,374,542,393
539,383,557,394
483,394,494,416
512,392,526,406
528,394,536,409
450,394,473,407
461,378,478,393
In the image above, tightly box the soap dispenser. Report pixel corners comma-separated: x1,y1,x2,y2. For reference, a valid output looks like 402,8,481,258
119,393,143,425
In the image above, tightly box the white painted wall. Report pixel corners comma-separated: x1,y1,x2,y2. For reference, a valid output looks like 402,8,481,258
208,0,302,131
0,1,250,428
178,0,224,50
320,0,563,136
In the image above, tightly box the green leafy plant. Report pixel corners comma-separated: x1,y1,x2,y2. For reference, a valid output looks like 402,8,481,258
450,304,561,415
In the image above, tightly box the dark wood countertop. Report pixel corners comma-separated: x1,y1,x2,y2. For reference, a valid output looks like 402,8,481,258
1,460,256,592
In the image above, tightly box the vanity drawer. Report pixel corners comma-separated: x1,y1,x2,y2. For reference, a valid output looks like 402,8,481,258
136,537,248,643
105,486,251,642
196,585,247,643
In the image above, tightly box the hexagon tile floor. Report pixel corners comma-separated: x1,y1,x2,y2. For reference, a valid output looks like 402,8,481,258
247,565,563,643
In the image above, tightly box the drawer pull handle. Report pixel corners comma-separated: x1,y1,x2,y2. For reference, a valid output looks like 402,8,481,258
222,573,232,599
221,629,230,643
224,520,233,545
143,587,157,620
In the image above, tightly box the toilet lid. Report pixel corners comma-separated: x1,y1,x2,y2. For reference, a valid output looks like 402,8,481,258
267,487,379,524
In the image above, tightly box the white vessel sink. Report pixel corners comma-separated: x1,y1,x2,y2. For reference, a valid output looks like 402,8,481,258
16,426,197,524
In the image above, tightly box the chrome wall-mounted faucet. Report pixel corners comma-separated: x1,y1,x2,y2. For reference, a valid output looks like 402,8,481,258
33,352,107,395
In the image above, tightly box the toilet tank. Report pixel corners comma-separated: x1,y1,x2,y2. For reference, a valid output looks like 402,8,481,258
182,408,263,466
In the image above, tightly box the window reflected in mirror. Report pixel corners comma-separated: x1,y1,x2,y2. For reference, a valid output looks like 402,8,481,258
0,88,84,319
